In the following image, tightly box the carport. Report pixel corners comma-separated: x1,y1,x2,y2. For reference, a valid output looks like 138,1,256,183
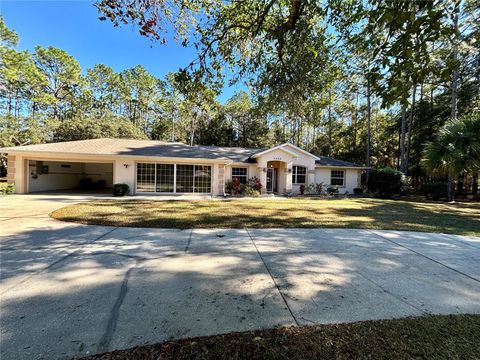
27,159,113,193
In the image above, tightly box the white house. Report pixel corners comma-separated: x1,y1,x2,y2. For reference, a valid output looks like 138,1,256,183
1,138,366,195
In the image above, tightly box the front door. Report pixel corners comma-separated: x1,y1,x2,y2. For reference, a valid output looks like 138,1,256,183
266,168,277,192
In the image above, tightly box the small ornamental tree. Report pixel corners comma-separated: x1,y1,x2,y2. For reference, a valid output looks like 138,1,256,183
368,167,406,198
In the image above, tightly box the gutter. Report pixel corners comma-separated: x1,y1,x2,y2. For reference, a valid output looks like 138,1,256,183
0,150,234,164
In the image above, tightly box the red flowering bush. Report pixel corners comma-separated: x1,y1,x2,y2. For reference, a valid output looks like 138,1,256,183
226,177,242,195
226,176,262,196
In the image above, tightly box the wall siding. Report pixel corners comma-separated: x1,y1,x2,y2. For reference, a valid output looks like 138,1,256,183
314,168,361,194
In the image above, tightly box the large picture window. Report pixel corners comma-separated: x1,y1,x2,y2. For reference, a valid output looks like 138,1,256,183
232,167,248,184
292,166,307,184
136,163,156,192
137,163,212,194
331,170,345,186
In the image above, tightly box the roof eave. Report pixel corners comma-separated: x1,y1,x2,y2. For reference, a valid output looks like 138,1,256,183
315,165,369,169
1,149,233,163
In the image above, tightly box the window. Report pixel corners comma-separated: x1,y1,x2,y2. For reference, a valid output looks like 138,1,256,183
232,167,248,184
156,164,174,192
176,165,212,193
194,165,212,193
331,170,345,186
292,166,307,184
137,163,156,192
176,165,194,193
137,163,212,193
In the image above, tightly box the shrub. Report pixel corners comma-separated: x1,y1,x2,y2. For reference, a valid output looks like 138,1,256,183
302,183,324,195
368,167,406,198
112,183,129,196
242,186,260,197
299,184,305,195
353,187,364,194
327,186,339,195
226,177,260,196
247,176,262,192
303,183,314,194
315,182,325,194
421,181,447,200
226,177,242,195
225,180,233,194
0,183,15,195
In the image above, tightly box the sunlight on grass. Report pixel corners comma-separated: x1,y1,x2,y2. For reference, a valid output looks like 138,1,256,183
50,198,480,236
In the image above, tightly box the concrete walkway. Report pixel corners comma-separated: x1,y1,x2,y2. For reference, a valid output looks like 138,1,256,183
1,194,479,360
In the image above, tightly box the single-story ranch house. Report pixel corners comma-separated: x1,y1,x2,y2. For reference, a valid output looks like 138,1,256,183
1,138,366,195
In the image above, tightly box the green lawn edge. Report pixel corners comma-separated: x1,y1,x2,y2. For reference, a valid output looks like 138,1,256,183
50,198,480,236
80,314,480,360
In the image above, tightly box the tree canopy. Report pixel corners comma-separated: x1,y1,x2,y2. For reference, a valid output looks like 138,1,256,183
1,0,480,195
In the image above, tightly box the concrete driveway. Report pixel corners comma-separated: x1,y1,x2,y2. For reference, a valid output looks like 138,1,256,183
1,194,479,360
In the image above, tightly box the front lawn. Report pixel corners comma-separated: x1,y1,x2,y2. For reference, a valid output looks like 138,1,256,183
51,198,480,236
82,314,480,360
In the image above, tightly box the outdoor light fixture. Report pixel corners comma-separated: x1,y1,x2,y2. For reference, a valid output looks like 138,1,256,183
262,167,267,172
123,164,129,168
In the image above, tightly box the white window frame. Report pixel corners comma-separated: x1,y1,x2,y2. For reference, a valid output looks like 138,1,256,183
135,162,212,194
231,167,248,184
330,170,345,187
292,165,307,185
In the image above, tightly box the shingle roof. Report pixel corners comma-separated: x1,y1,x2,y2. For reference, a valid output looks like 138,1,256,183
0,138,264,163
315,157,365,167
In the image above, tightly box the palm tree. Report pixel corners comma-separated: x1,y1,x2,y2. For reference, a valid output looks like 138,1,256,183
422,112,480,201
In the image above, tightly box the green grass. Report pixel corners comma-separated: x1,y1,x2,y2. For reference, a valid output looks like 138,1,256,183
82,314,480,360
50,198,480,236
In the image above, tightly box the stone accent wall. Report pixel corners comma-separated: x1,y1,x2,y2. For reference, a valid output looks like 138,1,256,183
217,165,225,195
6,155,16,185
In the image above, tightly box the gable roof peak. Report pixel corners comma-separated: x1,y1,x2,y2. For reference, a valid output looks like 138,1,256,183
251,143,320,160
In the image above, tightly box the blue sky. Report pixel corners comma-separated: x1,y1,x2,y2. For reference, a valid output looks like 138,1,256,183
1,0,243,102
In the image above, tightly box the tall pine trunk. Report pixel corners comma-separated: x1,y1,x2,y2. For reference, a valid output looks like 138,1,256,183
448,4,460,201
406,85,417,174
366,81,371,189
327,89,333,157
399,104,408,175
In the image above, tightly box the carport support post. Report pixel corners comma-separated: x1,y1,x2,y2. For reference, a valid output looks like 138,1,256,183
13,155,27,194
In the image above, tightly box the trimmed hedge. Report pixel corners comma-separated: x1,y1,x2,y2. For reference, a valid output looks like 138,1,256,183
368,168,405,198
112,183,130,196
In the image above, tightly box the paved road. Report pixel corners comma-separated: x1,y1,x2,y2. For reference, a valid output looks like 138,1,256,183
1,194,479,360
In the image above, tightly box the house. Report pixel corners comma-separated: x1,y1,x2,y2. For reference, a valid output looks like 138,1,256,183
0,138,366,195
